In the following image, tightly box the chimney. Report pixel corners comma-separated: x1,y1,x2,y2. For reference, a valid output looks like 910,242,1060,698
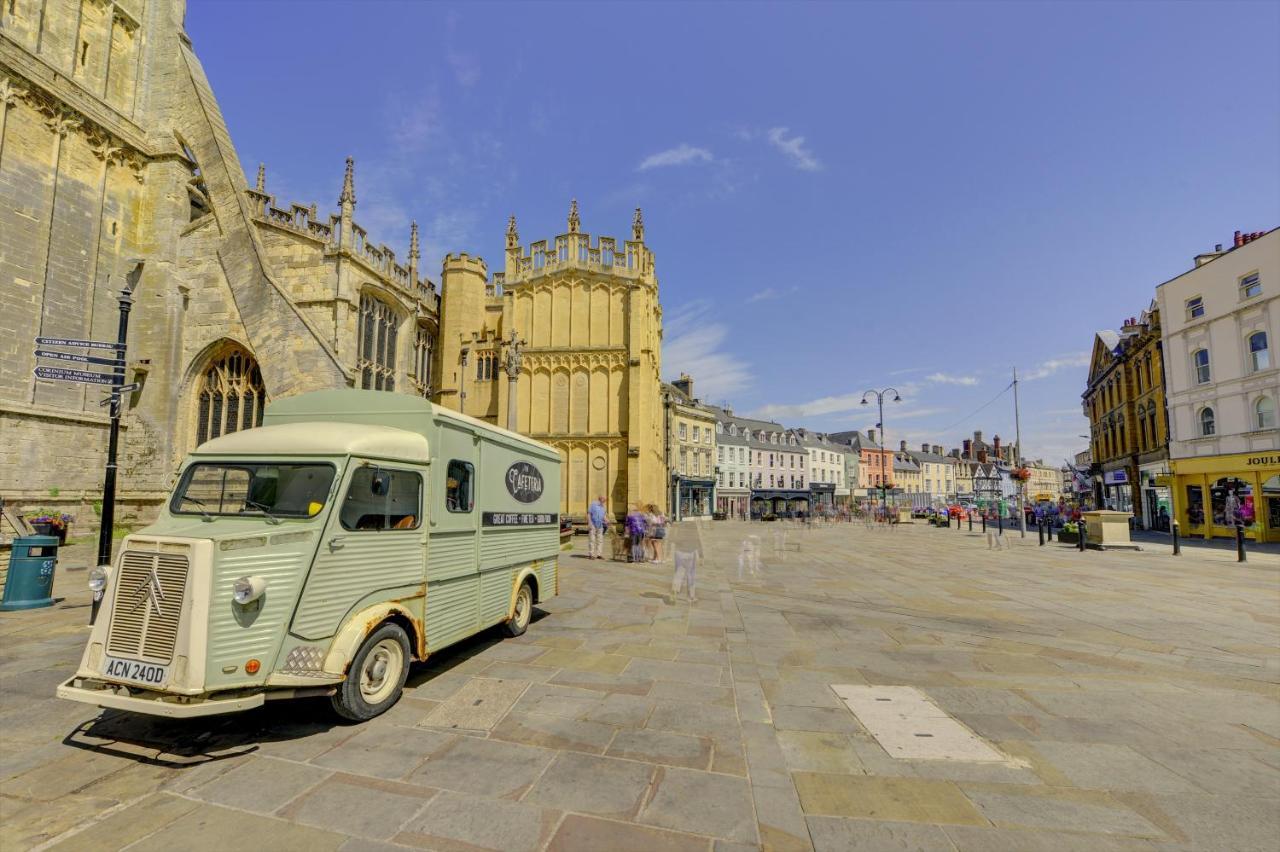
866,429,876,444
974,430,983,444
962,438,972,458
1215,244,1223,252
993,435,1002,457
673,373,693,400
1234,230,1244,248
932,445,942,455
922,443,930,453
900,440,908,452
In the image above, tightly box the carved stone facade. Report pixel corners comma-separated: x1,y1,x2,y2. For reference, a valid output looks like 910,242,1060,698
1,1,661,525
434,204,665,519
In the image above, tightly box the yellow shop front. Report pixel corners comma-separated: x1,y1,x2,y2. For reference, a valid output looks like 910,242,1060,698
1171,452,1280,543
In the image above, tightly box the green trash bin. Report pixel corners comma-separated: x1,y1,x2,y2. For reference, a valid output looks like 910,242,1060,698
1,535,59,611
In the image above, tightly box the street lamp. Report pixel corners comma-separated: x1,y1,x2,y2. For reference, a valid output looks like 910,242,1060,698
861,388,901,521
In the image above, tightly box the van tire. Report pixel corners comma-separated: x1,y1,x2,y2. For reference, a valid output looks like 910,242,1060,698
331,622,411,722
503,580,534,637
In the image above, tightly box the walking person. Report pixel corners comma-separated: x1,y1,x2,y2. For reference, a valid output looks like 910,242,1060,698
648,504,668,563
625,505,648,564
587,495,608,560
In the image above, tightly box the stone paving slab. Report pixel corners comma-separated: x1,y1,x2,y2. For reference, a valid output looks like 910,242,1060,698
2,522,1277,850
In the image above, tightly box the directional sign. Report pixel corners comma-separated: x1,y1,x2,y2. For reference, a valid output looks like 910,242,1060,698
34,336,123,352
35,349,124,368
34,366,118,386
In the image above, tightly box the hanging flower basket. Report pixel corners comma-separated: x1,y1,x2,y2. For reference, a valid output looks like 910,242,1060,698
1010,467,1031,483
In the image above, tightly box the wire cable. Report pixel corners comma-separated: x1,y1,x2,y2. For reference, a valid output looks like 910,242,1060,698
935,381,1014,434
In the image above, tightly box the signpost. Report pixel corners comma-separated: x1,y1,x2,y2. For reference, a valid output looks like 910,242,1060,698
32,263,142,624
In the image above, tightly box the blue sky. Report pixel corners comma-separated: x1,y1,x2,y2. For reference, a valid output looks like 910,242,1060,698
188,0,1279,464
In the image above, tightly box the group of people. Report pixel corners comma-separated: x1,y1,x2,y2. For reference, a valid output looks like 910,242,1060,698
586,496,668,563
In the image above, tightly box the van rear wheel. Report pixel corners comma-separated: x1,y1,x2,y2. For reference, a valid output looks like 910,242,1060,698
331,622,411,722
503,580,534,637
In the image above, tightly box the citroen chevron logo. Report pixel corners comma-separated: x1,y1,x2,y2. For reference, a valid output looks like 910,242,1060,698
131,565,165,617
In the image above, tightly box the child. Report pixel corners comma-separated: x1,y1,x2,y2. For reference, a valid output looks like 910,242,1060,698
625,505,648,563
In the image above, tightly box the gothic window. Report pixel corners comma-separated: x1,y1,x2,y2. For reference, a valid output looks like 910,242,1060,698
196,347,266,446
413,325,433,396
177,136,211,222
358,293,399,391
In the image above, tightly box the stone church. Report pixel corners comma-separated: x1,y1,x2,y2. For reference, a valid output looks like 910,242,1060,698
0,0,664,522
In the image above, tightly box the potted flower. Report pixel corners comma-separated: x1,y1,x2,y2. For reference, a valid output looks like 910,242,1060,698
25,510,74,544
1058,521,1079,544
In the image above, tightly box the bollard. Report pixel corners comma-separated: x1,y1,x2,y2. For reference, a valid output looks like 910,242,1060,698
981,515,986,533
1236,523,1246,563
998,514,1003,535
1038,521,1044,546
968,513,973,532
1171,520,1181,556
1078,520,1086,551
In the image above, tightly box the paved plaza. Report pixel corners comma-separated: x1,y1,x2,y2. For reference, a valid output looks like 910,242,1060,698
1,521,1278,851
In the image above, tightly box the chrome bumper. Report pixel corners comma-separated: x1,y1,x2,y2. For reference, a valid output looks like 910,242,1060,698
57,677,265,718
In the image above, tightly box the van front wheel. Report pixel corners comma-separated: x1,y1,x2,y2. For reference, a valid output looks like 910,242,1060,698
503,580,534,637
331,622,411,722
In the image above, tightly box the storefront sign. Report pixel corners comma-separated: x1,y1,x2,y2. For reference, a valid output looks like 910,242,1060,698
482,512,557,527
1103,470,1128,485
1246,455,1279,466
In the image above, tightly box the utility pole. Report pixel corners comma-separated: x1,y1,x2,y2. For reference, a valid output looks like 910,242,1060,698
861,388,901,524
1013,366,1026,538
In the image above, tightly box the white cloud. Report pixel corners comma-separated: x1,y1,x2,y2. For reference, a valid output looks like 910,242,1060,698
662,301,752,401
1023,352,1090,381
638,144,714,171
927,372,979,386
747,285,798,303
766,127,822,172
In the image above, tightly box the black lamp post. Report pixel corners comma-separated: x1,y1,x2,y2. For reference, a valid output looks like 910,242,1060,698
861,388,901,520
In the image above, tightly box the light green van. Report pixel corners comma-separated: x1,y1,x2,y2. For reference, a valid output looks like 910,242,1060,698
58,390,561,721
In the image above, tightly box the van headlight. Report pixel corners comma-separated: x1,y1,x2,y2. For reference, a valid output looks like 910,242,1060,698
232,576,267,605
88,565,110,593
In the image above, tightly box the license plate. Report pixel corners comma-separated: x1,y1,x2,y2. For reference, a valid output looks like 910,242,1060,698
103,656,169,687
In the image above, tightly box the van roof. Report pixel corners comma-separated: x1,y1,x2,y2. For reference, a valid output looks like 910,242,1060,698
194,422,430,464
262,389,555,457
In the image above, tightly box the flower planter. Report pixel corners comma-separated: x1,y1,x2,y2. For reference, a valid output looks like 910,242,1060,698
1058,530,1079,544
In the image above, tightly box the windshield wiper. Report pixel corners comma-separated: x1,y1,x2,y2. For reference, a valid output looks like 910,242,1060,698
243,498,281,525
179,496,213,523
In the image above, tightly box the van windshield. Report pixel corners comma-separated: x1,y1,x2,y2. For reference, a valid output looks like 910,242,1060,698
171,462,336,518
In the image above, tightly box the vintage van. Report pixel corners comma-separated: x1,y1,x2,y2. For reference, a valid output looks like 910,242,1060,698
58,390,560,721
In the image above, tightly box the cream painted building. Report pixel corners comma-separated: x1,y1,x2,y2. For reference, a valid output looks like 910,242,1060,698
1156,228,1279,542
905,443,954,504
664,375,716,520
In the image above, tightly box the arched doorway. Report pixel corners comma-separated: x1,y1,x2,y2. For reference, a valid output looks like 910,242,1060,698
195,344,267,446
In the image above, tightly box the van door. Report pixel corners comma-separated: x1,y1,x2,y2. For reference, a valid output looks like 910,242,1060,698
290,460,427,642
425,421,481,651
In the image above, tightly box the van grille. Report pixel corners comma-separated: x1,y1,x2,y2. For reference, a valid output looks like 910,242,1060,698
106,551,190,664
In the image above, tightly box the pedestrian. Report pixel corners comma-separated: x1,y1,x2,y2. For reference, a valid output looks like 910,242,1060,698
625,504,648,563
673,546,701,602
648,504,667,563
587,494,608,560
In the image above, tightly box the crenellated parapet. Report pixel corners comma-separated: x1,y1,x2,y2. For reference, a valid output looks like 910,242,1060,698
245,159,439,311
503,203,655,287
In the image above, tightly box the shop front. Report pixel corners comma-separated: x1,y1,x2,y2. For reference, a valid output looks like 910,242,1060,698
716,489,750,520
676,477,715,521
810,482,835,511
750,489,810,518
1101,467,1134,514
1138,464,1172,531
1171,452,1280,542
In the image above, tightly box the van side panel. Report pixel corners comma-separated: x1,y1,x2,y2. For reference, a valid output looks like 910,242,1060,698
425,421,481,650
